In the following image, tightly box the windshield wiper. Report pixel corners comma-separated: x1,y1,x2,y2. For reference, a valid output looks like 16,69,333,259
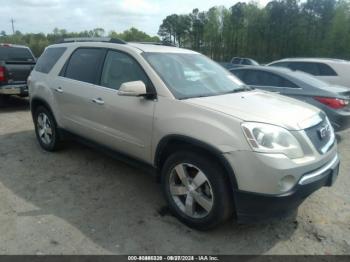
222,86,253,95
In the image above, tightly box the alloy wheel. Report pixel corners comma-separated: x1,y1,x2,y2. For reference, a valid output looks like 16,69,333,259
169,163,214,219
37,112,53,145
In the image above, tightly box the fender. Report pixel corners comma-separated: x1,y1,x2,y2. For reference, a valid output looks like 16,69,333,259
155,134,238,190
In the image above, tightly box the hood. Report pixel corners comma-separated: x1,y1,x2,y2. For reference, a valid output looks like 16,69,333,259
185,90,321,130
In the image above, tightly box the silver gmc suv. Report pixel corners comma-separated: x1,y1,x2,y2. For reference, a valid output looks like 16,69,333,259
28,38,340,230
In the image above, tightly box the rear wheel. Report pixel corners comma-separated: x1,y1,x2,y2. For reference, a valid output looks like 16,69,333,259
161,151,233,230
34,106,62,151
0,95,10,106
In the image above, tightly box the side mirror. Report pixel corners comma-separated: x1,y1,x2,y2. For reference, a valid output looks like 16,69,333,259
118,81,147,97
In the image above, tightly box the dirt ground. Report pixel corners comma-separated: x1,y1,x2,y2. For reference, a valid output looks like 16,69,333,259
0,96,349,255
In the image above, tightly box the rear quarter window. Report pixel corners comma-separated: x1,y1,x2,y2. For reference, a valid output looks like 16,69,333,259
35,47,67,74
318,63,337,76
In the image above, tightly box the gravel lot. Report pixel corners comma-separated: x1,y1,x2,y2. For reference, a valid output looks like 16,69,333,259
0,96,349,255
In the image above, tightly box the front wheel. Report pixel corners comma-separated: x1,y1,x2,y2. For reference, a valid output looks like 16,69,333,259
161,151,233,230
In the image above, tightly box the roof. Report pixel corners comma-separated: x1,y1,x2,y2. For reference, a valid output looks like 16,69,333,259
270,57,350,65
52,40,198,54
128,43,197,54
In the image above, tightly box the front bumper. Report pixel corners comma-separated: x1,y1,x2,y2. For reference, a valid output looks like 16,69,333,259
330,110,350,131
234,154,340,223
0,84,28,96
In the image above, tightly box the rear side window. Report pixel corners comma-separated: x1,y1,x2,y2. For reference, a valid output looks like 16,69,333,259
64,48,106,84
35,47,66,74
288,62,319,75
243,70,298,88
288,62,337,76
0,46,34,62
101,50,150,90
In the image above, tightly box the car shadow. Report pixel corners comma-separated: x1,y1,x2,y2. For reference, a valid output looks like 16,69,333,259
0,96,30,112
0,130,297,254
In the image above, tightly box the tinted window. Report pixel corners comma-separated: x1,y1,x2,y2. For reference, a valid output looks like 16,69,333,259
0,46,34,62
243,70,297,88
288,62,337,76
289,62,318,75
101,51,150,90
269,62,289,68
318,63,337,76
242,59,259,66
35,47,66,74
231,57,241,64
64,48,105,84
231,69,246,80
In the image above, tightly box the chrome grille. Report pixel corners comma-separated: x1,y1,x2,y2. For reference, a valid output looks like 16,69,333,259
305,116,335,154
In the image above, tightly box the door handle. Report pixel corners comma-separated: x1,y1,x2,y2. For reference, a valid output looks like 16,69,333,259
92,98,105,105
55,87,63,93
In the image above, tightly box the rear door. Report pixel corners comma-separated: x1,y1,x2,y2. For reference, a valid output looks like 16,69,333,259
53,47,107,139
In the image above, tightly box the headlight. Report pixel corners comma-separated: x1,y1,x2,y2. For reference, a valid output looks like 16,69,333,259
241,122,304,159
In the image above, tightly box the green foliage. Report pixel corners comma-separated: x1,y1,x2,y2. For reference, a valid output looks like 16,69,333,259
0,27,159,57
109,27,160,42
158,0,350,63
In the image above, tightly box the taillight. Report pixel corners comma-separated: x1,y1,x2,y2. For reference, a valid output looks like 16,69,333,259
314,96,349,109
0,66,6,82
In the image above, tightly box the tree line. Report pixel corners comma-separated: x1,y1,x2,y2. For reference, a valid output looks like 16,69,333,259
0,27,160,57
1,0,349,62
158,0,350,63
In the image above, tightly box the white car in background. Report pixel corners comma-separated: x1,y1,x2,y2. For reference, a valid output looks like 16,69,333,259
267,58,350,89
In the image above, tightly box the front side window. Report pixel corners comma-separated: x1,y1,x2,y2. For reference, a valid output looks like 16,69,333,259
101,51,149,90
143,53,247,99
35,47,66,74
64,48,105,84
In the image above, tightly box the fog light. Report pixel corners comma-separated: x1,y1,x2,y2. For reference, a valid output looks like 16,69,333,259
279,175,296,192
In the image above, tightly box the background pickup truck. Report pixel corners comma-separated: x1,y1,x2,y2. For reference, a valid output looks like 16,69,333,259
0,44,36,99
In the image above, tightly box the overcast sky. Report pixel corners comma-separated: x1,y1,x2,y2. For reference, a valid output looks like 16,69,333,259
1,0,271,36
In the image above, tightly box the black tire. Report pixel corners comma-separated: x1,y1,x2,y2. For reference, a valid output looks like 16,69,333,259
0,95,10,106
34,106,62,151
161,151,233,230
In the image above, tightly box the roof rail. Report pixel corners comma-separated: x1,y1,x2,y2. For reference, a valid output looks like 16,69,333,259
59,37,127,44
134,41,177,47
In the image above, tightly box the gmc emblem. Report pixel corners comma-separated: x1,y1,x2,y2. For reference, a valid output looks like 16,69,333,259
318,124,331,140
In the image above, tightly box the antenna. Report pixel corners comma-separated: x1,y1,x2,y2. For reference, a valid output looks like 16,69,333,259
10,18,15,34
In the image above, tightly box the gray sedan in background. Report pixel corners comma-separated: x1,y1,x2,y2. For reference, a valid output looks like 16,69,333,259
230,66,350,131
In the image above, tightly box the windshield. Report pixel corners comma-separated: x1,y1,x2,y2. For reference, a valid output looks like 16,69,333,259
0,47,35,62
143,52,247,99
